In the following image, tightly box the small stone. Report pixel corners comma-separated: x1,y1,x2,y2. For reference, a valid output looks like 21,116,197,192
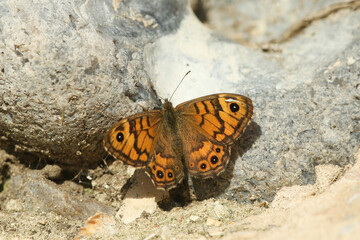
347,57,355,65
206,218,221,227
258,201,268,207
207,227,223,237
38,220,47,225
249,195,259,201
41,164,62,180
5,199,23,212
189,215,200,222
119,170,166,224
120,197,157,224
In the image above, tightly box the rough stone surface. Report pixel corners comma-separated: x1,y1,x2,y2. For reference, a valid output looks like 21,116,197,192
146,0,360,202
0,0,186,168
0,159,115,221
192,0,351,43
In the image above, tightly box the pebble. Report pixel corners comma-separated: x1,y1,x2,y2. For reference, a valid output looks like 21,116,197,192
206,218,221,227
189,215,200,222
4,199,23,212
347,57,355,65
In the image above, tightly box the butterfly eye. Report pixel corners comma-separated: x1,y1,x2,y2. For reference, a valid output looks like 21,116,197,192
156,170,164,179
230,102,240,112
210,155,219,164
116,132,124,142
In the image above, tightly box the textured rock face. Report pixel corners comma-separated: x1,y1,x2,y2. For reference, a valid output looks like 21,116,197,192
147,1,360,201
0,0,359,204
0,0,186,168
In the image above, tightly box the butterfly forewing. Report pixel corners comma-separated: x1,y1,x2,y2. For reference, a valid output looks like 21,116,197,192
103,110,162,167
176,94,254,145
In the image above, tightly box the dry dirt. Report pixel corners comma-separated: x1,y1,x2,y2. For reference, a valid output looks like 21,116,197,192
0,146,359,240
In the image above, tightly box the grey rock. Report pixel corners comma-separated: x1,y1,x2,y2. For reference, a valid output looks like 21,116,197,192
1,171,114,220
0,0,186,168
192,0,349,43
147,1,360,202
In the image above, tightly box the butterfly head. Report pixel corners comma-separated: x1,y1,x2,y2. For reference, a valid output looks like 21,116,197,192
163,98,174,110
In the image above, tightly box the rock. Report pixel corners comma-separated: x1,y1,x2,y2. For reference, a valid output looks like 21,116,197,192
0,170,115,220
38,164,62,180
118,169,166,224
206,217,221,227
149,0,360,202
315,164,342,191
0,0,187,168
4,199,23,212
189,215,200,222
226,147,360,240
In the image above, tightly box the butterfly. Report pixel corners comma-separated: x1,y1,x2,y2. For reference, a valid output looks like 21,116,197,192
103,93,254,191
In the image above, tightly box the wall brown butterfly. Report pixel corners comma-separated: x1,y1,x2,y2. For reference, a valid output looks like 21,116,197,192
103,93,254,190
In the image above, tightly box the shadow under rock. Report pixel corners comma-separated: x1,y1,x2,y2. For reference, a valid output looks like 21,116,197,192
190,121,262,201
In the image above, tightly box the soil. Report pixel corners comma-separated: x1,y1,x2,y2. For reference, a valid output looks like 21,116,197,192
0,146,359,239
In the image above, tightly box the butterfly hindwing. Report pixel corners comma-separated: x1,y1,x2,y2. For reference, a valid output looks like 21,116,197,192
180,123,231,178
103,110,162,167
147,155,184,191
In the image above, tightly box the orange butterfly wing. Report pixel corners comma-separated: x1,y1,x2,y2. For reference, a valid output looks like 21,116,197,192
177,93,254,144
176,94,254,177
103,110,162,167
104,109,184,190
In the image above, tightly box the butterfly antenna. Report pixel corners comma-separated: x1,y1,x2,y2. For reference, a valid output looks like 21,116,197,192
169,71,191,101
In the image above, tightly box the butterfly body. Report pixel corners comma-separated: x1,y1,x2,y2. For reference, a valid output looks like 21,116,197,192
104,94,254,191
